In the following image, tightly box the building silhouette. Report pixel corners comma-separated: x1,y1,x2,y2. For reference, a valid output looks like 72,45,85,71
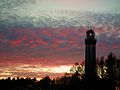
85,29,97,80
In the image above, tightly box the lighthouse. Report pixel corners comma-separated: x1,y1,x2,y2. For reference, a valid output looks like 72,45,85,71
85,29,97,79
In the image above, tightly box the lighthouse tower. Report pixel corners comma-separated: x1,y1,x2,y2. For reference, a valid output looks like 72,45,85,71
85,29,97,79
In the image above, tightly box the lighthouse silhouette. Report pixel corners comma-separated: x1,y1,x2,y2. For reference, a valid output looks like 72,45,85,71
85,29,97,80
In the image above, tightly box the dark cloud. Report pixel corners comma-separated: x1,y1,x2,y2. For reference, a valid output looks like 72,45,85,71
0,27,119,66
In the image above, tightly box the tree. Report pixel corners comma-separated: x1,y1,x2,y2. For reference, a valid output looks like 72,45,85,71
106,53,116,79
70,63,84,79
105,52,116,90
97,57,107,79
38,76,53,90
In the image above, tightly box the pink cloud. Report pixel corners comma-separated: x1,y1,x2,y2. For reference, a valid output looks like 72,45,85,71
9,39,22,46
36,39,48,45
30,44,38,48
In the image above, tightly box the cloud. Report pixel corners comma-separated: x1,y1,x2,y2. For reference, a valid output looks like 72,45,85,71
0,10,120,29
0,26,119,66
0,9,120,78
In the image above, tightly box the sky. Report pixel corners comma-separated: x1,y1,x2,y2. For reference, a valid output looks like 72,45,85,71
0,0,120,79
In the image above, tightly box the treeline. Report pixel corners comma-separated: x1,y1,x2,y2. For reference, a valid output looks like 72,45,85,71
0,53,120,90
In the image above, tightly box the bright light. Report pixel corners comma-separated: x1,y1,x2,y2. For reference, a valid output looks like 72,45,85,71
90,33,92,36
41,65,72,73
49,65,72,73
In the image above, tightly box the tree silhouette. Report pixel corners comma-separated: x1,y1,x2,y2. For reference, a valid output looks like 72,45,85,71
37,76,53,90
115,58,120,89
105,52,116,90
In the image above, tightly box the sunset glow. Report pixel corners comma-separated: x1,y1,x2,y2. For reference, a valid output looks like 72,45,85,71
0,64,72,79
